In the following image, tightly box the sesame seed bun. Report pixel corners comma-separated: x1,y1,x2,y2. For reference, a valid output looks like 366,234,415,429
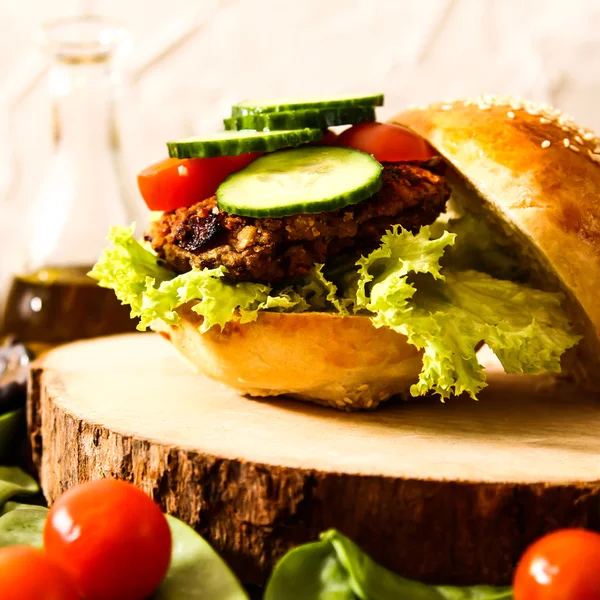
391,95,600,390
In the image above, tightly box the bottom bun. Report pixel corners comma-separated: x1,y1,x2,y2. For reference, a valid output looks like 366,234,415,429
158,303,423,411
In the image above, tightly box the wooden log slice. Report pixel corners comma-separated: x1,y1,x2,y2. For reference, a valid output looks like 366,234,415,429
27,333,600,587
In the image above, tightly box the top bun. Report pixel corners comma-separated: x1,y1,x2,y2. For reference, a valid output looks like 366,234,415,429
390,95,600,390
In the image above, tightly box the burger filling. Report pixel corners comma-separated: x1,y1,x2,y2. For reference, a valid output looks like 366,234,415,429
90,102,582,402
146,159,450,283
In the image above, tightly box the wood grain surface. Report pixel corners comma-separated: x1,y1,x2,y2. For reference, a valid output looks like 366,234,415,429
28,333,600,586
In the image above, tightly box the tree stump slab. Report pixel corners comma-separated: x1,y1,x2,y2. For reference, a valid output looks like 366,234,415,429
27,333,600,587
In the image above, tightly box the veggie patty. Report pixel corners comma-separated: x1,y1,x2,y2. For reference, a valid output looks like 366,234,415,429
146,158,450,283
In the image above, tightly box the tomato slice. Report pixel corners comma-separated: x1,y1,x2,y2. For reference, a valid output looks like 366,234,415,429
513,528,600,600
336,122,435,162
44,478,172,600
0,546,79,600
137,152,262,212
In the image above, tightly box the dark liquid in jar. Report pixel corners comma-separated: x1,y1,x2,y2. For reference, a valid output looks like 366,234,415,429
2,265,137,345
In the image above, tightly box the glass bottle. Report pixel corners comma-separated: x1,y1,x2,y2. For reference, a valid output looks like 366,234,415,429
2,16,139,345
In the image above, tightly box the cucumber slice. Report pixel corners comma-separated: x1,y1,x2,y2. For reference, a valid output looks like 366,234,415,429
231,93,384,117
167,129,323,159
217,146,382,218
224,106,376,132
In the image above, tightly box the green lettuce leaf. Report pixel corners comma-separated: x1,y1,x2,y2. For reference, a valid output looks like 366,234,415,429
89,226,308,333
264,529,513,600
355,225,455,307
91,223,580,401
355,227,581,400
438,213,525,281
296,265,352,315
89,224,175,317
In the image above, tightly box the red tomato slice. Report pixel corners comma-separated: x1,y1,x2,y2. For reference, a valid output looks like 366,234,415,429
0,546,79,600
513,528,600,600
137,152,262,212
44,478,172,600
337,122,435,162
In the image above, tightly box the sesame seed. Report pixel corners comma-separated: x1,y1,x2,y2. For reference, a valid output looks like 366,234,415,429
365,399,373,408
507,111,515,119
588,150,600,164
441,104,453,110
427,95,600,165
343,397,354,404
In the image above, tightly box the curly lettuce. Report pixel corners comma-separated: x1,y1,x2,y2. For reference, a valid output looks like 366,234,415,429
355,226,580,399
90,223,580,401
89,225,307,333
438,213,525,281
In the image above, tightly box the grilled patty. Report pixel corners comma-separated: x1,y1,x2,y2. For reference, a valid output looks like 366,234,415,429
146,158,451,283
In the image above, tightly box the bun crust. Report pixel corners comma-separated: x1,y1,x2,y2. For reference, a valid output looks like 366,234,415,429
391,95,600,389
159,304,422,410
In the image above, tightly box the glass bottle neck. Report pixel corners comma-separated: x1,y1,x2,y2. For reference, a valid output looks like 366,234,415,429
23,17,135,272
50,59,119,155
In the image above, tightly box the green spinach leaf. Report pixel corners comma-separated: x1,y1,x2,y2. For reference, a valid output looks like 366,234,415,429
0,467,39,506
264,539,355,600
0,503,47,548
153,516,248,600
0,409,25,462
265,530,513,600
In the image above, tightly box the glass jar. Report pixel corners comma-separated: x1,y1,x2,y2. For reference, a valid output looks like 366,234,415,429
1,16,139,345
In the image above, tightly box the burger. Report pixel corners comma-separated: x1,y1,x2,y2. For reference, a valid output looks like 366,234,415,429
90,93,599,410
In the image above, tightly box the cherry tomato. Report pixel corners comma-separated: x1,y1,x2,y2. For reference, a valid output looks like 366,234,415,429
337,122,435,162
137,152,261,212
0,545,79,600
514,528,600,600
44,478,172,600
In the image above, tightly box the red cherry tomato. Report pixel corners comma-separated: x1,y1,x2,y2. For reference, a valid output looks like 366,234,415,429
337,122,435,162
137,152,261,212
44,478,172,600
0,545,79,600
514,529,600,600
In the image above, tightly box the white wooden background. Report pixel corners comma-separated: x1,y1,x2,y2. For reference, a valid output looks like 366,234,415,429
1,0,599,315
